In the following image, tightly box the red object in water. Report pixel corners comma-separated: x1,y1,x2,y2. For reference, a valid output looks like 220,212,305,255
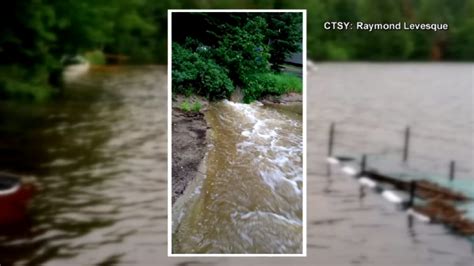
0,173,36,225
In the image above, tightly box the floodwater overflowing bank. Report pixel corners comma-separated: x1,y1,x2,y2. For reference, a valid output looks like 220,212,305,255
173,100,303,254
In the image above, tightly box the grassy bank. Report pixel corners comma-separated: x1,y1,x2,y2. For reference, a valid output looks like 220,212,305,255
243,73,302,103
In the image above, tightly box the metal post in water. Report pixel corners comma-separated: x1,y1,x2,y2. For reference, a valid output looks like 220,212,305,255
408,214,414,230
359,185,365,200
327,123,335,177
328,122,335,157
471,237,474,254
449,160,456,181
361,154,367,173
403,126,410,162
408,180,416,207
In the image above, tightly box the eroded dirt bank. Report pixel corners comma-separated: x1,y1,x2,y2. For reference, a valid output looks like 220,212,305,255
171,108,208,205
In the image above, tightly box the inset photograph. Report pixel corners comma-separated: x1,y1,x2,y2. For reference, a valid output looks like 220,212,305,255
169,10,305,255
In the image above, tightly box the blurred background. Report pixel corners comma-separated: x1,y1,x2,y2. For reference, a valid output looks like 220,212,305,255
1,0,473,101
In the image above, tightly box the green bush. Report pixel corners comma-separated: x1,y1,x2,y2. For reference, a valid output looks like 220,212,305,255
0,79,52,102
242,73,302,103
191,101,202,112
179,100,202,113
84,50,106,65
180,101,191,112
0,66,54,102
172,43,234,100
213,16,270,83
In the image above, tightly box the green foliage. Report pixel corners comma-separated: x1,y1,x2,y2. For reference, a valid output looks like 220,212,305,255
172,43,234,100
84,50,106,65
191,101,202,112
0,78,52,102
1,0,473,102
242,73,302,103
299,0,474,61
264,13,303,72
0,66,54,102
212,15,271,84
180,101,191,112
104,0,157,63
179,100,202,112
172,13,301,102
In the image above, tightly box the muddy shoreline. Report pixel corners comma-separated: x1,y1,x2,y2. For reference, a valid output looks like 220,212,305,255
171,93,302,205
171,108,208,205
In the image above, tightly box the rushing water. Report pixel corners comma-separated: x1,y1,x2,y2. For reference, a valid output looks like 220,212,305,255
0,63,473,266
173,100,303,254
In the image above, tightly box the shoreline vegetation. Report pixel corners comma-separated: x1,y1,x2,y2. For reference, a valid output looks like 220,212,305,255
1,1,473,102
172,13,303,104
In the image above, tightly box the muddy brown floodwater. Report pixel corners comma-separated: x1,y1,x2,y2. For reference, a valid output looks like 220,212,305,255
173,100,303,254
0,63,473,265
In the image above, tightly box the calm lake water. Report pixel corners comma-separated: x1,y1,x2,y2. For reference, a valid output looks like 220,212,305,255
0,63,473,265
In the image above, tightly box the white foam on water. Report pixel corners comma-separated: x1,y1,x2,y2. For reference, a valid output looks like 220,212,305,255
259,170,282,191
233,210,302,226
241,130,251,137
269,156,289,168
342,166,358,176
222,99,303,214
407,208,431,223
259,169,302,196
359,177,377,188
327,157,340,165
382,190,403,204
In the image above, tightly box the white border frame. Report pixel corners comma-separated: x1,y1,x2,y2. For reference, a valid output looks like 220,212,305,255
168,9,307,257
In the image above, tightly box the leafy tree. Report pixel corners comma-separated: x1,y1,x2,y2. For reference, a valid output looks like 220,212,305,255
263,13,302,72
171,13,303,101
212,15,270,84
172,42,234,100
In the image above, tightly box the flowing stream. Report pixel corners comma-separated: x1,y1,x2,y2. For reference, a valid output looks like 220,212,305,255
173,100,303,254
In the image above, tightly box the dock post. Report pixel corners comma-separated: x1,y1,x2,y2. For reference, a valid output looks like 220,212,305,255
408,180,416,207
471,237,474,254
359,185,365,200
361,154,367,173
327,123,335,177
449,160,456,181
408,214,414,230
328,122,335,157
403,126,410,162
